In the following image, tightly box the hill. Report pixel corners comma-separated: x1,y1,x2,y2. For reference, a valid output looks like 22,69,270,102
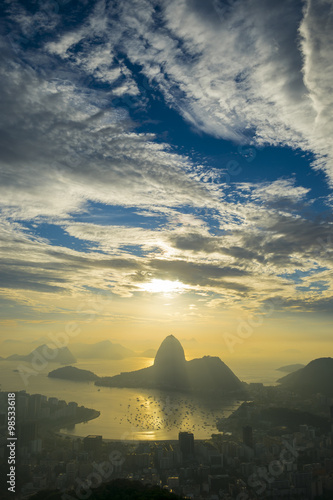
96,335,244,396
187,356,243,393
277,357,333,396
7,345,76,365
48,366,99,381
217,402,330,435
276,363,305,373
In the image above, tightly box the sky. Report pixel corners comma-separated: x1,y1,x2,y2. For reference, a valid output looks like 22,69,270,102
0,0,332,366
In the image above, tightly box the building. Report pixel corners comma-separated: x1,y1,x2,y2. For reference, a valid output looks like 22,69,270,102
83,435,103,454
208,474,229,493
66,462,77,485
179,432,194,459
18,421,38,447
329,405,333,420
167,476,180,492
243,426,253,448
28,394,42,419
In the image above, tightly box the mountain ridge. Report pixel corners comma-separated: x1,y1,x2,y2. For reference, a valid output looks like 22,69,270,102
276,363,305,373
7,344,76,365
95,335,245,396
277,357,333,396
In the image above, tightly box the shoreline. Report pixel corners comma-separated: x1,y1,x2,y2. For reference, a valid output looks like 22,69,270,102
40,407,101,436
55,431,213,444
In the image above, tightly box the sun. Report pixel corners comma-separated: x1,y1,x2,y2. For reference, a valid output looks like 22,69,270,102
139,279,187,294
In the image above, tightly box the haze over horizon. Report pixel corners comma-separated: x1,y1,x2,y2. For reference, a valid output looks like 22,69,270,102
0,0,332,366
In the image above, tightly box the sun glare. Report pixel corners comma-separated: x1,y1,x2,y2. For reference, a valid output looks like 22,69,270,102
139,279,187,294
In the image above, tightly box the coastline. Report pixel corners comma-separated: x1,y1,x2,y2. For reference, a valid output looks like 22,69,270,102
40,407,101,435
54,432,212,444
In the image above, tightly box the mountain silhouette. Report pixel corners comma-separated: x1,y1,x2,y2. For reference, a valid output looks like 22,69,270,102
186,355,243,393
96,335,244,395
276,363,305,373
153,335,189,389
7,344,76,365
277,357,333,396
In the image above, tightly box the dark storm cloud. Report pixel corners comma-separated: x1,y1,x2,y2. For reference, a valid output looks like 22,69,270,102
266,295,333,315
168,232,264,263
245,215,333,266
0,267,67,293
145,259,251,291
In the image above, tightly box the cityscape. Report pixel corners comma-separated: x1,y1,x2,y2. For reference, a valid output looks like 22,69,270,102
1,336,333,499
1,0,332,499
1,385,333,499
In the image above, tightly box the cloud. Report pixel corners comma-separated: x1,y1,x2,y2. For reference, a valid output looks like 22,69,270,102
144,258,251,293
0,218,143,297
269,295,333,315
299,0,333,179
0,203,331,311
236,179,311,208
0,50,219,221
54,0,331,182
0,0,332,318
64,223,166,253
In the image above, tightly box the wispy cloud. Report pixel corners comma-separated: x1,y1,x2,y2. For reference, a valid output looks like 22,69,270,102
40,0,331,182
0,52,218,220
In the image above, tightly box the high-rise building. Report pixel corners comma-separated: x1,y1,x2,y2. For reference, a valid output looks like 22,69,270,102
242,426,253,448
179,431,194,458
329,406,333,436
83,435,102,453
18,421,38,447
330,405,333,420
28,394,42,419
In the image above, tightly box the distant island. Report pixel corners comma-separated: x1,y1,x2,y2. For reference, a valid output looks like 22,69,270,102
47,336,245,396
95,335,246,396
48,365,99,382
48,335,246,396
4,339,156,364
277,357,333,396
276,363,305,373
7,344,77,365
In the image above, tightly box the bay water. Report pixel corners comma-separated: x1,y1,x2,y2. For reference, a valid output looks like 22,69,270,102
0,357,281,441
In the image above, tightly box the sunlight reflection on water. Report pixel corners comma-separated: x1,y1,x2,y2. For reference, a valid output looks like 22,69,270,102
0,358,281,440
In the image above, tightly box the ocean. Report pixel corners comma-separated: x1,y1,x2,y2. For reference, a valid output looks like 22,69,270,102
0,357,281,441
